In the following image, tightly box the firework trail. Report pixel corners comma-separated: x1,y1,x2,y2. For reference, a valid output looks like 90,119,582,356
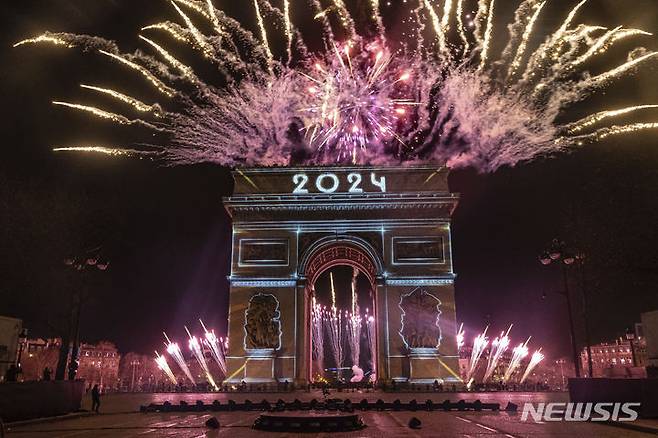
330,272,337,309
15,0,657,171
503,338,531,383
346,311,362,367
351,268,359,315
186,327,218,390
346,268,361,367
520,348,544,383
483,325,512,382
466,326,489,386
199,320,227,377
164,332,196,384
365,308,376,376
154,350,178,385
456,322,465,351
311,296,325,376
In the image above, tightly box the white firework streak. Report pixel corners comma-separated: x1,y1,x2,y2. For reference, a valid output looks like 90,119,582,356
311,296,325,376
346,311,361,367
456,322,465,351
503,338,531,383
520,348,544,383
199,319,227,377
14,1,658,171
324,305,344,379
483,325,512,382
164,333,195,384
365,308,376,373
466,327,489,386
154,350,178,385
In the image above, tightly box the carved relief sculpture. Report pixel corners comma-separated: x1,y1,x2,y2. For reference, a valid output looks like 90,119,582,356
244,293,281,350
399,288,442,349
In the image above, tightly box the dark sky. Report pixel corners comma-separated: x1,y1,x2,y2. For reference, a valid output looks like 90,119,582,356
1,0,657,360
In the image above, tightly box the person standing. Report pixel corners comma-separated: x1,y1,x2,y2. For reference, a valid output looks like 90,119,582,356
91,384,101,413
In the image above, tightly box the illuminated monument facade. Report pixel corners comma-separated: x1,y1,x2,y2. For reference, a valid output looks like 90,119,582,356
223,166,460,384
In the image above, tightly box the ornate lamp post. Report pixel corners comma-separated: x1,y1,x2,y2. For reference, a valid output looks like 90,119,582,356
16,328,28,370
626,328,637,367
62,249,109,381
130,359,141,392
539,238,593,378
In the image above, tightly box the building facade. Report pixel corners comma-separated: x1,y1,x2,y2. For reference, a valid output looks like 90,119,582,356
641,310,658,369
223,166,460,385
77,341,121,390
580,337,647,378
0,316,22,381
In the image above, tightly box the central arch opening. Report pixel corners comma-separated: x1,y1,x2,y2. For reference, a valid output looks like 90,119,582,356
304,243,379,384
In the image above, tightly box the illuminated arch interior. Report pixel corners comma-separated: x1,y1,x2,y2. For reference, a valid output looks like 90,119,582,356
303,242,379,382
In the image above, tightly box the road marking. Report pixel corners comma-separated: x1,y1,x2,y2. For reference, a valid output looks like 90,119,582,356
455,415,521,438
475,423,497,432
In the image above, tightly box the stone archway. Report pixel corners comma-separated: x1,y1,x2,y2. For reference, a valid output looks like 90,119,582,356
300,239,382,382
223,166,460,385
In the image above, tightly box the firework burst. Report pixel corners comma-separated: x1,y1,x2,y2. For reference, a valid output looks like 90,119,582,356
15,0,658,170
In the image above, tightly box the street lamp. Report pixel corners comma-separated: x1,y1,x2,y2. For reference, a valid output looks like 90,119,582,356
539,239,594,378
625,328,637,368
62,248,109,381
130,359,141,392
16,328,28,370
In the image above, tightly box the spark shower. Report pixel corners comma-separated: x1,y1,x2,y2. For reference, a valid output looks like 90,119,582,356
15,0,658,172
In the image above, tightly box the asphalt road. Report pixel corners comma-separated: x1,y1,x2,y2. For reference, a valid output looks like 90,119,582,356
6,391,657,437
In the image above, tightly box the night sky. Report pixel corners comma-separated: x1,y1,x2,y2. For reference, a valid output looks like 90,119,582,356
1,0,657,361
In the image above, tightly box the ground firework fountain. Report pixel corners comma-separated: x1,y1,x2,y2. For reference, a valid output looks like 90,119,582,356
164,333,196,384
186,327,218,390
520,348,545,383
466,327,489,386
346,311,361,364
154,351,178,385
503,339,531,383
323,272,346,379
483,326,512,383
311,296,325,378
200,319,228,376
365,308,377,381
346,311,362,374
15,0,657,170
